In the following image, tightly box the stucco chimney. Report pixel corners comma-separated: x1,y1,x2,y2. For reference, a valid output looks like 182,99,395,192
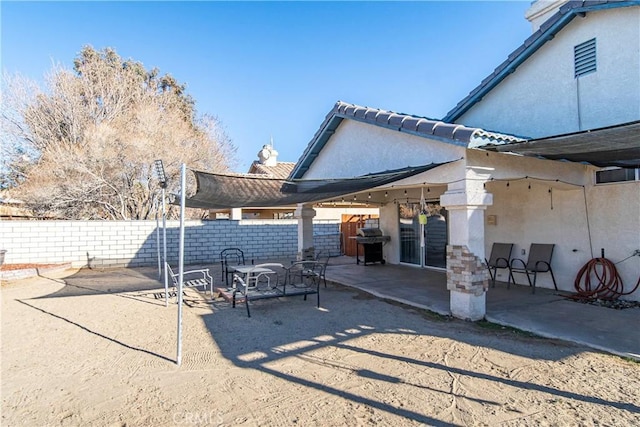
525,1,568,32
257,144,278,167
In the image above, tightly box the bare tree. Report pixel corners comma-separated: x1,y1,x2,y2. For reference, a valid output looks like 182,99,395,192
1,46,237,219
0,72,41,189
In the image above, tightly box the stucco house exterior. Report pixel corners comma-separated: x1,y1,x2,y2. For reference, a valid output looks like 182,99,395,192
288,0,640,320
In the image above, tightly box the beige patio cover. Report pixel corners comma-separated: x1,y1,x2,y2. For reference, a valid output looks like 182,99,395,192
183,162,448,209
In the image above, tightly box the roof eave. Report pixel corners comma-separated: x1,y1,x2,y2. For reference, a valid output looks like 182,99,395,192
443,1,640,123
290,114,344,179
291,101,524,179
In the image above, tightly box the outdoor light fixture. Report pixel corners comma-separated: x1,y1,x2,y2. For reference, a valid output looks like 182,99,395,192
384,191,388,197
154,160,167,189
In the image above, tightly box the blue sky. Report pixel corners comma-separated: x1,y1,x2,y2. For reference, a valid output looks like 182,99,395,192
2,1,533,172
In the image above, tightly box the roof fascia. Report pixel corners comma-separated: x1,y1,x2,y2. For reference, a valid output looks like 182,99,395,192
443,1,640,123
290,114,344,179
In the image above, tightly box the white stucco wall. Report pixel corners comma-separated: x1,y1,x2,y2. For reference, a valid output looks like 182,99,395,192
469,150,640,300
302,120,466,179
457,7,640,137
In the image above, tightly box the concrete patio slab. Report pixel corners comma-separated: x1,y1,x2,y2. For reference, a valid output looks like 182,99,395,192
324,256,640,361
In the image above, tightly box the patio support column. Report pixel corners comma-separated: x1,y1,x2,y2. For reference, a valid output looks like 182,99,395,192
441,180,492,321
230,208,242,220
294,204,316,260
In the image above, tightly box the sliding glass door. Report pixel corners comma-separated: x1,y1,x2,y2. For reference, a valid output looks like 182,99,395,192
398,201,448,268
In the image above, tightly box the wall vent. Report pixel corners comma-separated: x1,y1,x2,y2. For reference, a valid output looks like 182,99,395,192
574,38,596,78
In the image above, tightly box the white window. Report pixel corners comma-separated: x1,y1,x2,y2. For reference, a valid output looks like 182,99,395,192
595,167,639,184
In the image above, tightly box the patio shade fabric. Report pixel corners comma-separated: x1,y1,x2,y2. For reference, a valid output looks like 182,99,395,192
492,120,640,168
184,162,448,209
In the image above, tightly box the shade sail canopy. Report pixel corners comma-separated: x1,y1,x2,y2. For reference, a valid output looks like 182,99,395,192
491,121,640,168
184,162,449,209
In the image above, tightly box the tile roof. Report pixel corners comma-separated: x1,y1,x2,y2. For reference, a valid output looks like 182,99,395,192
443,1,639,123
248,161,295,179
291,101,524,179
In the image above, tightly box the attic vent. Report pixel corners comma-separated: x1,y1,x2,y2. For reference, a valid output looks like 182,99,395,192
574,38,596,78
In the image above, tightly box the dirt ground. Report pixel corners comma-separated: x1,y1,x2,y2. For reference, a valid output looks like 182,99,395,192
2,267,639,426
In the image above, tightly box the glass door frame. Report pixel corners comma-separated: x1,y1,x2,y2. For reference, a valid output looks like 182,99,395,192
397,200,448,269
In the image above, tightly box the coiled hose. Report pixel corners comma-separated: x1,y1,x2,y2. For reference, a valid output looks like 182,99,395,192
574,258,640,300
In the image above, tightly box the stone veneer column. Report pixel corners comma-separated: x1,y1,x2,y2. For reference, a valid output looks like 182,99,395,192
294,204,316,260
440,180,492,321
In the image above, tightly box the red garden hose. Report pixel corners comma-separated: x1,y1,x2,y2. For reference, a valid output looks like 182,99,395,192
574,258,640,300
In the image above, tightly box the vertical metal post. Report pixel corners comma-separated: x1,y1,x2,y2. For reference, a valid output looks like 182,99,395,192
176,163,186,366
154,159,169,307
162,187,168,307
420,188,426,268
156,209,162,278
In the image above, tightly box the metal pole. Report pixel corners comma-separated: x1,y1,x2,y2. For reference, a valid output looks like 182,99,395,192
162,187,168,307
420,188,426,268
176,163,186,366
156,208,161,278
420,223,425,268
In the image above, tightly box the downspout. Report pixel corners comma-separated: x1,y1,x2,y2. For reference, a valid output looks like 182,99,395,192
576,76,583,131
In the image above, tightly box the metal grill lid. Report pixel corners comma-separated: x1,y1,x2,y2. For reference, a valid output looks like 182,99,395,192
357,228,383,237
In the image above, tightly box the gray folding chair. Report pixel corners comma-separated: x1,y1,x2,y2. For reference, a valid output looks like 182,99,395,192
508,243,557,293
485,243,513,288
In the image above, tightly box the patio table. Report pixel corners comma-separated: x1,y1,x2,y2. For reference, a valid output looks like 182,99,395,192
230,264,280,289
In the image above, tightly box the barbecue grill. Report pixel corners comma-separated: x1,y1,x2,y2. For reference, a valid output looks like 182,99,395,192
355,228,390,265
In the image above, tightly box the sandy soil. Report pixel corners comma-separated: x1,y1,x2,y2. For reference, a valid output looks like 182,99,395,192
2,267,639,426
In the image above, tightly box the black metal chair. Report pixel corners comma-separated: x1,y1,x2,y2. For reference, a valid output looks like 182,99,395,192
485,243,513,288
315,252,330,288
220,248,245,287
291,249,322,285
508,243,557,293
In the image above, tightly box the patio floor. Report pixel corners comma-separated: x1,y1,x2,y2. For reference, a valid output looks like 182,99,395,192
323,256,640,361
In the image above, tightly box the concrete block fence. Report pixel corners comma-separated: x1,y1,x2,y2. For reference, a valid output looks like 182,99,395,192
0,219,341,268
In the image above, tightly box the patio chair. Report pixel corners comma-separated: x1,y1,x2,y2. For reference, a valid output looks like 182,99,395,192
316,252,330,288
485,243,513,288
166,263,214,298
220,248,245,287
292,249,328,287
508,243,557,293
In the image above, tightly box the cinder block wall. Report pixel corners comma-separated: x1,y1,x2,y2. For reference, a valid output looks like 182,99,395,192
0,220,341,268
